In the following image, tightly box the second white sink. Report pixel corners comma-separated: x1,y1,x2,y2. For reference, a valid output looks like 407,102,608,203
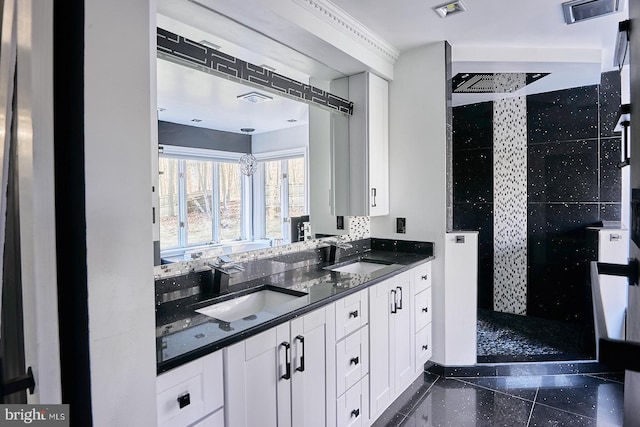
196,289,306,323
328,261,391,275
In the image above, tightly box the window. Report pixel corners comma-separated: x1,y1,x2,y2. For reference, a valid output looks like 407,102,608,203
254,149,308,243
158,147,250,252
158,146,307,255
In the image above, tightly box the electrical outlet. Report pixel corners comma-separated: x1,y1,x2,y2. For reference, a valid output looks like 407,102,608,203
396,217,406,234
336,216,345,230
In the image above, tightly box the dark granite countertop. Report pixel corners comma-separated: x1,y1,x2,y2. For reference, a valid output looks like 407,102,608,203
156,245,433,374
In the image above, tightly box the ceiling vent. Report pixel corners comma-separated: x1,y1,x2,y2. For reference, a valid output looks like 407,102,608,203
237,92,273,104
452,73,549,94
562,0,619,24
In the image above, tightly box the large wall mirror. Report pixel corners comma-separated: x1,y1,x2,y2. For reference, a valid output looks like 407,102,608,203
155,14,350,264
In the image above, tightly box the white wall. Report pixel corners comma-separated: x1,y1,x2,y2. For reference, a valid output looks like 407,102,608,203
370,43,450,364
252,124,309,153
85,0,158,425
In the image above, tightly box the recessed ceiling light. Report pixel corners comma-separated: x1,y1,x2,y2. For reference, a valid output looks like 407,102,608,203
191,119,202,122
287,119,298,123
157,107,166,112
237,92,273,104
240,128,255,133
433,0,467,18
562,0,619,24
199,40,221,50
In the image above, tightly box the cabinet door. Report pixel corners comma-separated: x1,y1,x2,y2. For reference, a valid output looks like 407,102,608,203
225,324,289,427
368,279,392,418
367,72,389,217
391,272,414,393
290,306,335,427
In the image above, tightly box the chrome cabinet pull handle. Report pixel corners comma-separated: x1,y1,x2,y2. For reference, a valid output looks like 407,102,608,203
421,275,428,280
351,409,360,418
371,188,377,207
350,356,359,366
349,310,359,318
397,286,403,309
422,307,428,313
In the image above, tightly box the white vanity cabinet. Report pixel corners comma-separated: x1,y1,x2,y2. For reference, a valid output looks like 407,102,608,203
156,350,224,427
368,271,414,421
332,71,389,217
334,289,370,426
224,304,336,427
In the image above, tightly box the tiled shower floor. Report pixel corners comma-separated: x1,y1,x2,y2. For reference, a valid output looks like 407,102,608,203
476,308,593,363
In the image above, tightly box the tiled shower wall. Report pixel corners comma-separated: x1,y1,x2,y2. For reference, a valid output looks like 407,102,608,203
453,71,622,322
493,74,528,315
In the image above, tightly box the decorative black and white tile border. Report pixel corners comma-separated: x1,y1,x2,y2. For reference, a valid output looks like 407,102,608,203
157,27,353,115
493,74,528,315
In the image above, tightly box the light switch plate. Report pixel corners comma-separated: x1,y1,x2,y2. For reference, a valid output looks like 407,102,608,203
396,217,406,234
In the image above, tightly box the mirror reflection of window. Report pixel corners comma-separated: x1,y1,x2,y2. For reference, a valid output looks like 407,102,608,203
218,162,242,242
185,159,214,245
260,156,307,242
158,146,307,257
158,157,180,248
263,160,283,240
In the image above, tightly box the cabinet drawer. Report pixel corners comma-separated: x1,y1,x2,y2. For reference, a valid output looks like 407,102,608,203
413,262,432,294
414,289,432,331
337,375,369,427
335,289,368,340
157,350,224,427
415,326,432,368
336,326,369,396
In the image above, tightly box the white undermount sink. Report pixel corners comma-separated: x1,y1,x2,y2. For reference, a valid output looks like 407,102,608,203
196,288,307,323
328,261,391,275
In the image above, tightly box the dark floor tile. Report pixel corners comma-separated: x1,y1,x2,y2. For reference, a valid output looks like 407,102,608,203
587,372,625,384
495,362,607,377
528,404,601,426
536,376,624,424
388,372,440,417
456,376,538,401
401,378,533,427
371,411,408,427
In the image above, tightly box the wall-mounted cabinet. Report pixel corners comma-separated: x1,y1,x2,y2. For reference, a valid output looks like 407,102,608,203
331,72,389,217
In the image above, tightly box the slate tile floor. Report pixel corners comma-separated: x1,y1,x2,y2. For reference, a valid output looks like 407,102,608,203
372,368,625,426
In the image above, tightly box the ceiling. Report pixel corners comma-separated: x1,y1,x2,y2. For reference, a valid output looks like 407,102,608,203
156,0,630,132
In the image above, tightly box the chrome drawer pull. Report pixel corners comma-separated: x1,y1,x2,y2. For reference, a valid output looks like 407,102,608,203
349,310,359,318
422,344,429,350
351,409,360,418
350,356,359,366
422,307,428,313
421,275,428,280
